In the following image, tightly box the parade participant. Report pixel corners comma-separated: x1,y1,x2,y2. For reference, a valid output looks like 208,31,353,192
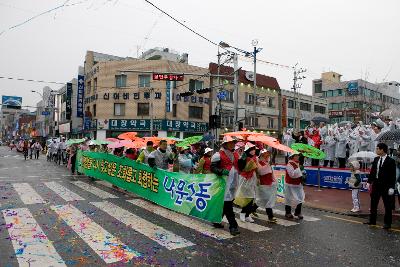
137,141,155,164
31,140,42,159
68,144,78,175
365,143,396,229
235,143,258,223
335,128,347,168
148,140,174,170
178,146,194,174
48,139,58,162
292,130,308,166
211,136,240,236
22,140,29,160
283,129,295,164
323,130,336,168
125,148,137,160
284,152,305,219
256,148,277,223
358,128,371,152
319,122,328,140
347,161,362,212
306,129,322,166
195,147,213,174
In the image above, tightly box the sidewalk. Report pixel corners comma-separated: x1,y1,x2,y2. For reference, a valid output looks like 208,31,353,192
303,185,400,217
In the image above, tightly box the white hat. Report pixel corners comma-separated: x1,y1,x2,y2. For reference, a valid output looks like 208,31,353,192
288,151,300,158
349,161,360,170
222,136,236,144
259,149,271,155
244,142,256,151
204,147,213,154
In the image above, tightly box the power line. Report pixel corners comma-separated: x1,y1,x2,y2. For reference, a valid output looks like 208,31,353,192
143,0,218,46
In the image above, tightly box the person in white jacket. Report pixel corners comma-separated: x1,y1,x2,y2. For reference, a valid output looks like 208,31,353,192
284,152,305,219
335,128,347,168
323,130,336,168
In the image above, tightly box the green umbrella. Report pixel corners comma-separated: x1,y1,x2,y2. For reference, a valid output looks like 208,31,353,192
290,143,326,160
176,135,203,148
66,138,85,146
89,139,111,146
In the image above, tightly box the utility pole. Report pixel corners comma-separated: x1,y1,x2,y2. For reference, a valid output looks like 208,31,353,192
233,53,239,131
252,40,262,129
292,65,307,131
150,87,154,136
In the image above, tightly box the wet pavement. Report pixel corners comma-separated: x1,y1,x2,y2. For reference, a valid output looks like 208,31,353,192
0,146,399,267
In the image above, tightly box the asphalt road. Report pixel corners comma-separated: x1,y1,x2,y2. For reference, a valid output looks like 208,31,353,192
0,146,399,267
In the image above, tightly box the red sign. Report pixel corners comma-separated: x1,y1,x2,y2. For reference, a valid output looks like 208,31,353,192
329,111,344,117
152,73,184,81
282,97,287,128
346,109,361,117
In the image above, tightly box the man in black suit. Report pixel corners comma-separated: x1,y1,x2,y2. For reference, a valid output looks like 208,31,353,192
365,143,396,229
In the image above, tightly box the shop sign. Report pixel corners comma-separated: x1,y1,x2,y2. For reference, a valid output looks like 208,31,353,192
109,119,208,132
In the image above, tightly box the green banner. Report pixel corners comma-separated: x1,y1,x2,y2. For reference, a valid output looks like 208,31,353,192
76,151,225,223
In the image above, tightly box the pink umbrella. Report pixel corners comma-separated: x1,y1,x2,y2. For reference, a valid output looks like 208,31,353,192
107,140,127,149
106,138,119,142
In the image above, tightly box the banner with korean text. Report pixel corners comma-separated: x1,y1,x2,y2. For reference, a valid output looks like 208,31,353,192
76,151,225,223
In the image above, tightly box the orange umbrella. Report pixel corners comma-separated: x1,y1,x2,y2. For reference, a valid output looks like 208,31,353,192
143,137,176,145
256,138,294,154
123,140,146,149
247,135,277,143
223,131,264,140
118,132,138,140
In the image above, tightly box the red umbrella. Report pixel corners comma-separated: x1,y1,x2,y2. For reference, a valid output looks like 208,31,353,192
123,140,146,149
106,138,119,142
247,135,277,143
118,132,138,140
107,140,126,149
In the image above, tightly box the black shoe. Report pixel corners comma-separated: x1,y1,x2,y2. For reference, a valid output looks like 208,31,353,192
213,223,224,229
229,227,240,236
363,221,376,225
383,224,391,230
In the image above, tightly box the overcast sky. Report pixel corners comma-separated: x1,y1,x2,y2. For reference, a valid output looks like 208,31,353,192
0,0,399,110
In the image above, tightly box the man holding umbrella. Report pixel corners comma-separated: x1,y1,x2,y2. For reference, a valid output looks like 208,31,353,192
365,143,396,229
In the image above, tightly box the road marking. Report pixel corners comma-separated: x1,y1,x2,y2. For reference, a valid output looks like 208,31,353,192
2,208,66,266
27,176,41,178
127,199,233,240
70,181,118,199
51,204,139,263
222,217,271,232
273,209,321,222
12,183,45,204
44,182,85,201
233,207,298,227
324,215,400,233
91,201,194,250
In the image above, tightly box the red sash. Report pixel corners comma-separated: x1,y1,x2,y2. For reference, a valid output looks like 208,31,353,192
239,157,257,180
259,161,274,185
285,161,302,185
220,150,239,171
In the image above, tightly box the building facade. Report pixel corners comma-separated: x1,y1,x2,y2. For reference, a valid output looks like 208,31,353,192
281,89,328,129
313,72,400,124
209,63,281,135
83,51,211,140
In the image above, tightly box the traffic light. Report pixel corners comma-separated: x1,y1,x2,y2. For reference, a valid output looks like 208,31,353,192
196,87,212,94
209,115,221,129
180,91,194,97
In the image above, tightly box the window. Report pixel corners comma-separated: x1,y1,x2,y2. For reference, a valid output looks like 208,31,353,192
173,104,177,117
314,82,322,93
189,106,203,119
171,81,177,89
314,105,326,114
222,90,234,102
61,93,66,103
115,75,127,88
223,116,234,126
245,93,255,104
268,118,274,128
268,97,274,108
189,79,204,92
337,89,343,96
87,81,91,93
137,103,149,116
94,78,97,92
288,99,296,109
245,117,258,127
93,104,96,117
300,102,311,111
139,75,150,88
114,103,125,116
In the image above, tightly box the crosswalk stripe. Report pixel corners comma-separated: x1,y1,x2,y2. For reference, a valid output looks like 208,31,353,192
127,199,233,240
222,217,271,232
51,204,139,263
91,201,194,250
273,209,321,222
2,208,66,266
12,183,45,205
233,207,298,227
70,181,118,199
44,182,85,201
